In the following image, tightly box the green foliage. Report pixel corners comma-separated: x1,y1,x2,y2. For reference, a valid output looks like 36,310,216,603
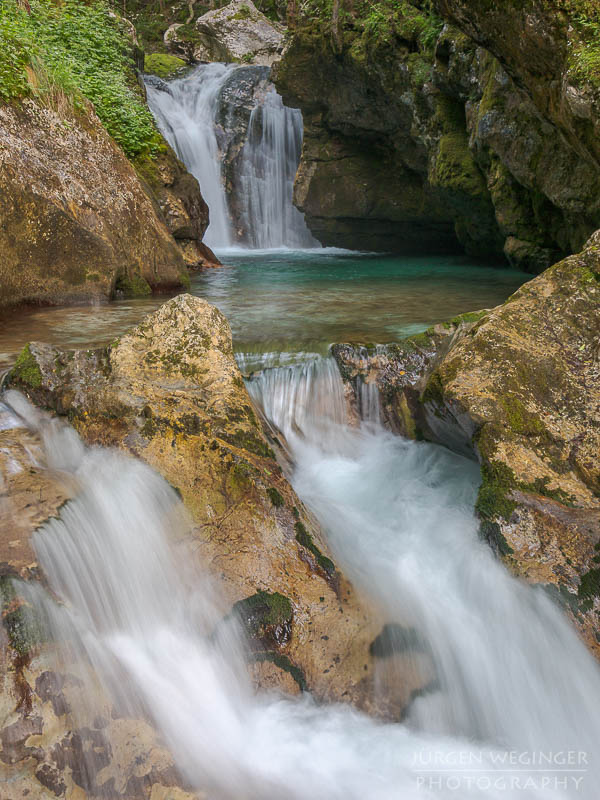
0,0,160,158
0,6,33,101
300,0,444,54
568,12,600,86
176,21,203,42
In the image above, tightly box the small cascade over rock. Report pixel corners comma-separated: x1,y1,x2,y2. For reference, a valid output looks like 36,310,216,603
146,63,317,250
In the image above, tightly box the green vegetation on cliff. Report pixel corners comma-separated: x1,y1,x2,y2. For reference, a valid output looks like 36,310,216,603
0,0,159,157
297,0,443,51
568,9,600,86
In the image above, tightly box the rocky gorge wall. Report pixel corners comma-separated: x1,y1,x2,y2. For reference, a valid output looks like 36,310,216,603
273,0,600,270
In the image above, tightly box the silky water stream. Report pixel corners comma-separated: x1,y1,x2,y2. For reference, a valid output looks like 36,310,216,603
3,349,600,798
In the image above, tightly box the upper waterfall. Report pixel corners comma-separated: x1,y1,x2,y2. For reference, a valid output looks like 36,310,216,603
145,63,318,250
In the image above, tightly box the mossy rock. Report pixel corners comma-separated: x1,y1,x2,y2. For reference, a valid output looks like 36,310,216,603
10,343,43,389
266,486,284,507
294,520,336,576
143,53,187,80
0,575,43,658
250,651,307,691
233,590,293,648
114,273,152,298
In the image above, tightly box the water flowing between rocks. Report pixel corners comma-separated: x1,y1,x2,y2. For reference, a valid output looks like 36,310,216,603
3,56,600,800
4,363,600,797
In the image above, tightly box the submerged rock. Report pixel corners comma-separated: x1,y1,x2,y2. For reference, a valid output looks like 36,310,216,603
0,101,189,309
5,294,394,711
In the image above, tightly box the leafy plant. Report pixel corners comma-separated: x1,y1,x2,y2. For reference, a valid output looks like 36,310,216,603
0,0,160,157
568,12,600,86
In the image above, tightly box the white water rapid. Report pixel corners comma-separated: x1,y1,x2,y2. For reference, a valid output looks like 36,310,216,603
145,63,317,249
4,357,600,798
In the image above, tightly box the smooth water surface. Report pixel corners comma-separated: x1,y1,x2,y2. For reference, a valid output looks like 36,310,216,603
0,251,527,370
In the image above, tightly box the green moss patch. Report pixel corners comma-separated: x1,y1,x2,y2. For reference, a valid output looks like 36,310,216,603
143,53,186,79
1,576,43,658
228,428,275,459
11,343,42,389
250,651,307,691
295,520,336,576
114,273,152,297
233,590,293,648
267,487,284,507
499,395,545,437
231,4,253,20
449,310,488,327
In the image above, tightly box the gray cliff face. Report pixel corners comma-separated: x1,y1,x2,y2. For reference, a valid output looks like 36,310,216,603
273,12,600,270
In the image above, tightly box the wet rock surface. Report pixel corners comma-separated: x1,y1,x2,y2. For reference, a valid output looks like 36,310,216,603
0,101,189,309
0,295,440,797
273,8,600,267
335,231,600,655
133,141,216,269
0,402,203,800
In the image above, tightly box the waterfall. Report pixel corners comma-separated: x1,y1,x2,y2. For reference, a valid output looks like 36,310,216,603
146,64,234,248
145,64,317,250
237,88,318,248
5,373,600,798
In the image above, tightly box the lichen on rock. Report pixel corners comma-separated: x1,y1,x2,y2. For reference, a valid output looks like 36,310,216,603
165,0,284,66
0,100,188,308
273,2,600,267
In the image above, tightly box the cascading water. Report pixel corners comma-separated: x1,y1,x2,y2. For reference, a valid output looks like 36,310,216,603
145,64,317,249
4,355,600,798
146,64,234,247
247,357,600,795
236,88,318,248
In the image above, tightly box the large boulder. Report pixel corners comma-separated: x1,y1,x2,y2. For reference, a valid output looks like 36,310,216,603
334,232,600,655
0,100,190,308
132,133,220,269
4,295,403,711
165,0,284,66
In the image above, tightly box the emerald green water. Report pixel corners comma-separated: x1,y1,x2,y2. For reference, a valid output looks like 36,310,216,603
199,250,527,366
0,250,527,370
